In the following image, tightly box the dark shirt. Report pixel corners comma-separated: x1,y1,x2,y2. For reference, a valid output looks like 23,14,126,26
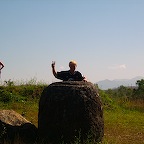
56,70,84,81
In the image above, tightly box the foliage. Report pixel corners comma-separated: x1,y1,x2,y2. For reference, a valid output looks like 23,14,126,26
103,79,144,100
4,79,14,86
132,79,144,99
105,85,133,99
98,89,116,110
0,79,47,103
0,89,12,102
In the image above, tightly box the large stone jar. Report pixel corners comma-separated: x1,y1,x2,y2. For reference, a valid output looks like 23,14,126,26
38,81,104,144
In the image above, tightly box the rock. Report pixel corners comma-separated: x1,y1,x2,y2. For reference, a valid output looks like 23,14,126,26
38,81,104,144
0,109,30,126
0,110,38,144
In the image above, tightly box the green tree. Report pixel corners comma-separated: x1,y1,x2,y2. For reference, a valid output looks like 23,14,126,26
133,79,144,99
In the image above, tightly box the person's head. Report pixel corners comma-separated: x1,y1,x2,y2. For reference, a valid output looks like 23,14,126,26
69,60,77,72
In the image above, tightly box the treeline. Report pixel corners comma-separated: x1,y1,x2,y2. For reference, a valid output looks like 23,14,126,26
0,79,144,104
103,79,144,99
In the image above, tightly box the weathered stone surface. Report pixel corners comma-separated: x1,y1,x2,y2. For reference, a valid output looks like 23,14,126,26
0,110,38,144
38,81,104,144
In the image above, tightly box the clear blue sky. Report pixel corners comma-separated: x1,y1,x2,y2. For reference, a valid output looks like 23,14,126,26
0,0,144,84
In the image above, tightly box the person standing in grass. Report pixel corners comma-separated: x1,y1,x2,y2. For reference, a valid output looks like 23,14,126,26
0,61,4,78
51,60,87,81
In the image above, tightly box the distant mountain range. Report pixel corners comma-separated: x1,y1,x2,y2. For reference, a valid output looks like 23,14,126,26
96,76,144,90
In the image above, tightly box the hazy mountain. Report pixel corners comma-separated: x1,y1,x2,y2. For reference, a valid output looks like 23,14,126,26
96,76,144,90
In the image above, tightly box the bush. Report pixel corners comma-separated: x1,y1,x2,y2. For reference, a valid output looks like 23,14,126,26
0,81,46,104
0,89,12,103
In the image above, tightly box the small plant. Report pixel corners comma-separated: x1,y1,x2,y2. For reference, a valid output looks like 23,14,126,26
4,79,14,86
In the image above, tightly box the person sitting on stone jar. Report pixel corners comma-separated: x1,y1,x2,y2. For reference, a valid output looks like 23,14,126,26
51,60,87,81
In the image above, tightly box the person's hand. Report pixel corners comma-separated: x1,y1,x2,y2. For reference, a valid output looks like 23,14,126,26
51,61,55,68
83,76,87,82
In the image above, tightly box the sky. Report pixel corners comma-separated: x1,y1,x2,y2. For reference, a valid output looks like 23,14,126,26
0,0,144,84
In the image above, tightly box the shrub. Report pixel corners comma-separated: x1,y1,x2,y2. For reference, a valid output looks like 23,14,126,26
0,89,12,103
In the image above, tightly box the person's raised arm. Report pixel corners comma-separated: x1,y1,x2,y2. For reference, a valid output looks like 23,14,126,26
0,62,4,70
51,61,57,77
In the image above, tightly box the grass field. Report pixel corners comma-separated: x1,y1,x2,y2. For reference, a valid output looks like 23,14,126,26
103,109,144,144
1,99,144,144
